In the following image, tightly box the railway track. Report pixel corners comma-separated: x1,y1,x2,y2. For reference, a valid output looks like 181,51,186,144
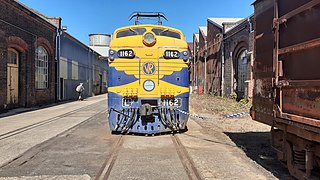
0,100,105,141
171,134,202,180
95,134,202,180
95,135,124,180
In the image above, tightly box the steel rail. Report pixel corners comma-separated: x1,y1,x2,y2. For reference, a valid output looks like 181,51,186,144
171,134,202,180
0,100,104,141
95,135,124,180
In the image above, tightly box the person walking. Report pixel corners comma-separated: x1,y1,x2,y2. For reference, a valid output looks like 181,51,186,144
75,83,85,101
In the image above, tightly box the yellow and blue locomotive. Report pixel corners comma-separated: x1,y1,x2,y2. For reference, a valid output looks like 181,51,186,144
108,12,190,134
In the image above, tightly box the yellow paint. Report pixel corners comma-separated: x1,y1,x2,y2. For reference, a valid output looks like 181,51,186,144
109,58,187,79
109,24,189,98
108,80,189,98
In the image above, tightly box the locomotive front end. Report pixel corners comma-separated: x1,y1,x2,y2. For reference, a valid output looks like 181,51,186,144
108,24,190,134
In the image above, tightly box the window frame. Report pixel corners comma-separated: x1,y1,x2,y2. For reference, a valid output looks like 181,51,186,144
151,28,181,39
35,46,49,89
7,48,19,65
116,28,147,38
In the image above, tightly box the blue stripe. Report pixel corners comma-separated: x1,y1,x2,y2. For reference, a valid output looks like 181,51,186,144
160,68,189,87
108,67,138,87
176,92,189,98
108,92,122,98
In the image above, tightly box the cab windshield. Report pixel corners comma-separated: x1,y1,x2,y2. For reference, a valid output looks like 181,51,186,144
116,28,147,38
152,28,181,39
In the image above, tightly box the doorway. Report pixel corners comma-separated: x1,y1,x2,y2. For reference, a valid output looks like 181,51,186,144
7,48,19,107
60,78,64,100
99,74,103,94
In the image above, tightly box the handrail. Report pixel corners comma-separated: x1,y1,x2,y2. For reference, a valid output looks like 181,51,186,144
139,58,141,84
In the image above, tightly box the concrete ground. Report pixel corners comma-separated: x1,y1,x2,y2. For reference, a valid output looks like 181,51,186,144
0,95,107,168
0,94,291,179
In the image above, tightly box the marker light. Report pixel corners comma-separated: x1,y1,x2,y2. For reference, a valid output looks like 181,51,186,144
183,51,188,56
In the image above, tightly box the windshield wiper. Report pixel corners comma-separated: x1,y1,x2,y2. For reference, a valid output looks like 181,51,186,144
129,28,138,35
159,28,169,35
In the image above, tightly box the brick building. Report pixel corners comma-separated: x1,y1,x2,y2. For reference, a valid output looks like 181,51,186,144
196,27,207,92
187,42,193,85
192,17,254,99
223,16,254,99
191,33,199,86
0,0,56,112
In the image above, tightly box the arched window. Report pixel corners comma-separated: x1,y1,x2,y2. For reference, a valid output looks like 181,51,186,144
35,46,48,89
237,50,248,95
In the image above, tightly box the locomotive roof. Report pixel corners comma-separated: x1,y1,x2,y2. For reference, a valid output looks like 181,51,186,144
114,24,183,35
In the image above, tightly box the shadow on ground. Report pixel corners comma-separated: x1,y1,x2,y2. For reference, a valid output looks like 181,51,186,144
225,132,294,180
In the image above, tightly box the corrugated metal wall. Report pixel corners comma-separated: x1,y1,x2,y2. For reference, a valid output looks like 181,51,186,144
59,33,108,100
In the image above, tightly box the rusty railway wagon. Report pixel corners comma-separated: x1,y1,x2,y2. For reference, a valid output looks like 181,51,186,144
252,0,320,179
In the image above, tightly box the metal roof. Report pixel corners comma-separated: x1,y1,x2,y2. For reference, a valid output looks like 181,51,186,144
14,0,58,29
207,18,243,29
224,14,254,33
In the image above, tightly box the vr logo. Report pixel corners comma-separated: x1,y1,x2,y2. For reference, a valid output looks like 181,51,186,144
143,62,156,75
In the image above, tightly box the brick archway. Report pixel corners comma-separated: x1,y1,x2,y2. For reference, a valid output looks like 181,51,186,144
34,37,54,55
7,36,28,52
232,41,249,100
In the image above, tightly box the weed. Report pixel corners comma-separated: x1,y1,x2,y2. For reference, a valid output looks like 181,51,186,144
190,94,251,116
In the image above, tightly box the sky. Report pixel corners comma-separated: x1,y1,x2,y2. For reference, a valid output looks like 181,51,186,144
18,0,254,45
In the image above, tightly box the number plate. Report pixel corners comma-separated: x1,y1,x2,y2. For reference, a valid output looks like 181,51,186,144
118,49,135,58
164,50,180,59
159,98,182,107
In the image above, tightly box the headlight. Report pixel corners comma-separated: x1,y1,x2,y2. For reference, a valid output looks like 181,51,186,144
109,49,115,55
109,49,115,61
183,51,188,56
143,80,155,92
143,33,156,46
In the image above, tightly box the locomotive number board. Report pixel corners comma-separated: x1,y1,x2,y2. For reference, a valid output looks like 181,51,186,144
118,49,135,58
164,50,180,59
159,98,182,107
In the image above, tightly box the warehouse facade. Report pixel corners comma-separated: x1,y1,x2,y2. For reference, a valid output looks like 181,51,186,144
0,0,109,113
0,0,56,113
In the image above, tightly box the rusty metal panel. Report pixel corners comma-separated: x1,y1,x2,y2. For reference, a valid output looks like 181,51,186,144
282,87,320,120
278,0,313,17
281,47,320,80
279,2,320,49
279,2,320,122
252,0,275,120
253,0,320,127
